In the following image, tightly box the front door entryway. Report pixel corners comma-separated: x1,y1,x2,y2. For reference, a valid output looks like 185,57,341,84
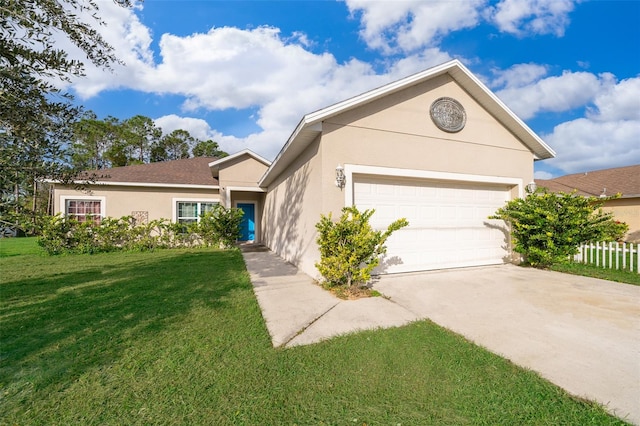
237,203,255,241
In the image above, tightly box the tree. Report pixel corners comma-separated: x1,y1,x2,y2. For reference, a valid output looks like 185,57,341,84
1,0,129,231
151,129,193,162
1,1,119,82
71,113,120,170
192,139,228,158
490,189,626,268
0,71,80,232
121,115,161,164
70,114,224,166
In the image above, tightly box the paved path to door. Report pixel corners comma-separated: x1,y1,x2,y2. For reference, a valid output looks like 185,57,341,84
242,248,640,424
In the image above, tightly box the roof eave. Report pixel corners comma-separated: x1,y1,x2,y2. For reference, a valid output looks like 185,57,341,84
50,180,219,190
259,120,322,187
448,62,555,160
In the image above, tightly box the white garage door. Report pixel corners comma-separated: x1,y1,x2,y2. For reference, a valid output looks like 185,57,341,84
353,175,511,273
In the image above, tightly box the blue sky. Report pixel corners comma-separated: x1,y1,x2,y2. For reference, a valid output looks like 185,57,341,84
65,0,640,178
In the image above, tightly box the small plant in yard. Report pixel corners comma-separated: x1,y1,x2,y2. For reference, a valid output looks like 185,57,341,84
196,205,244,249
315,206,408,297
490,189,627,268
37,206,244,255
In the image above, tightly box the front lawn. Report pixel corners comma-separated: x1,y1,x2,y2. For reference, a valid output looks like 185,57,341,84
0,236,42,257
551,261,640,286
0,244,628,424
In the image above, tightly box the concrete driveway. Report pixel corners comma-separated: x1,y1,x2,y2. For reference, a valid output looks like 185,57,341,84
373,265,640,425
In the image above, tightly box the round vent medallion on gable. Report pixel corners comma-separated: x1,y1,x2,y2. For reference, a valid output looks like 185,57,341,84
430,97,466,133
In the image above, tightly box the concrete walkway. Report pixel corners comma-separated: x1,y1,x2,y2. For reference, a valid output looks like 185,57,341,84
241,247,640,425
242,247,419,347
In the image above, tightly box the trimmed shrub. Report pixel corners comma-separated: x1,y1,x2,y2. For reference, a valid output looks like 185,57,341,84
490,189,627,268
38,214,79,255
37,207,244,255
315,206,408,288
597,219,629,243
197,205,244,249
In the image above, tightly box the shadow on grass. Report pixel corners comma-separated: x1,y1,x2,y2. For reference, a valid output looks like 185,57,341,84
0,249,248,393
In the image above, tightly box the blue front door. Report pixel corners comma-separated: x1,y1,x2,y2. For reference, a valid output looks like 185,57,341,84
237,203,255,241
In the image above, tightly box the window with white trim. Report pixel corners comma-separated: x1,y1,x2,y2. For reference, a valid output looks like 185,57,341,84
176,201,218,224
65,199,102,224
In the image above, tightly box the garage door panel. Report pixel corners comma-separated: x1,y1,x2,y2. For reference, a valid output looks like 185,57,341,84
354,176,510,273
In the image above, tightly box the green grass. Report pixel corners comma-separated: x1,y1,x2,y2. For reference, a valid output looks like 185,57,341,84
0,236,42,257
551,261,640,286
578,247,638,271
0,244,629,425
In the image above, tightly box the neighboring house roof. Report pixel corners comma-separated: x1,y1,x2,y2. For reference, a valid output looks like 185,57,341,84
536,164,640,198
259,59,556,187
78,156,220,188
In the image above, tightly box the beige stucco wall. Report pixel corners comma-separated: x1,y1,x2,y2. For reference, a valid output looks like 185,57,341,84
53,185,220,222
320,75,532,214
262,75,538,277
603,198,640,242
217,155,269,207
262,136,323,275
218,154,268,186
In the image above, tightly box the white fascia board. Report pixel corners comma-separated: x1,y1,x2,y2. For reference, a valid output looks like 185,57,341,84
59,180,219,190
343,164,524,206
226,185,266,192
258,121,321,187
452,61,556,160
304,60,459,125
208,149,272,168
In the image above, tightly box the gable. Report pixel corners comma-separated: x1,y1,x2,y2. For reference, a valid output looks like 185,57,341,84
260,60,554,187
217,154,270,185
325,74,529,155
209,149,271,184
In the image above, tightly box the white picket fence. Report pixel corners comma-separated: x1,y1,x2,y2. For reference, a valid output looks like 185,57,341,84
573,241,640,273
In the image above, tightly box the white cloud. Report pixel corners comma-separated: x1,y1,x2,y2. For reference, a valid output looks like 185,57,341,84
154,114,256,156
63,4,460,159
587,77,640,122
60,1,155,97
345,0,485,53
543,118,640,173
487,0,577,37
496,70,615,119
491,65,640,174
62,1,637,174
154,115,215,140
385,48,454,79
344,0,577,54
491,63,548,89
534,170,554,179
147,47,455,160
540,76,640,173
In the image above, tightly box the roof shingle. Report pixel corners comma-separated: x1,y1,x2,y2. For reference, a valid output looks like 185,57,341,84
537,164,640,198
83,157,219,186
